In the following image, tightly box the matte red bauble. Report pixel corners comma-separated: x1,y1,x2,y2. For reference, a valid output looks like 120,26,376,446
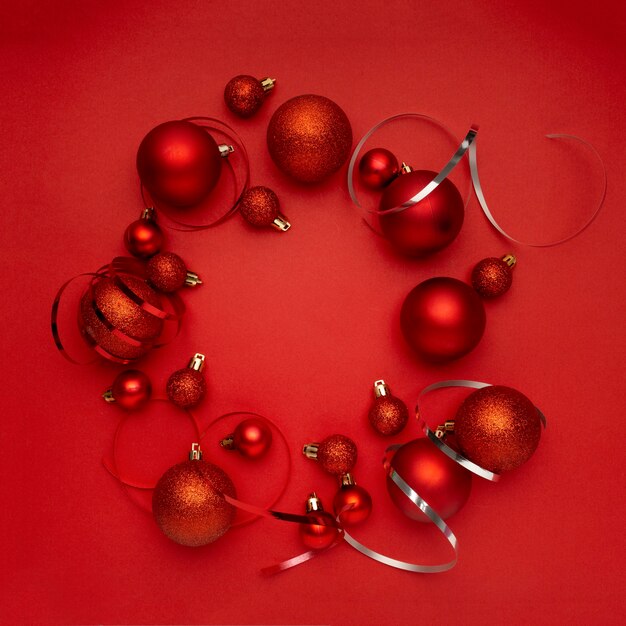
359,148,399,189
221,417,273,459
124,211,163,258
333,478,372,526
136,120,222,208
80,275,163,361
386,438,472,522
400,277,486,362
454,385,542,473
379,169,464,256
299,494,339,550
267,94,352,183
103,369,152,410
152,459,236,546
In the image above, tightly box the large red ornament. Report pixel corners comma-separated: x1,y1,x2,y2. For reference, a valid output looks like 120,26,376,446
386,438,472,522
267,94,352,183
80,275,163,361
378,169,464,256
136,120,222,208
358,148,399,190
454,385,542,473
220,417,273,459
103,369,152,410
152,457,236,546
400,277,486,362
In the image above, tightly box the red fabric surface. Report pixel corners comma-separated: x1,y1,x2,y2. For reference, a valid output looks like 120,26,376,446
1,1,625,624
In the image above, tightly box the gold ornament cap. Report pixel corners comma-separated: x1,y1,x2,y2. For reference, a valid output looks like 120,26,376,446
272,215,291,232
218,144,234,158
220,435,235,450
184,270,203,288
305,492,324,513
141,206,157,221
189,443,203,461
260,77,276,92
339,473,356,487
187,353,206,372
373,379,390,398
102,388,115,403
400,162,413,175
502,254,517,268
435,420,456,439
302,443,320,460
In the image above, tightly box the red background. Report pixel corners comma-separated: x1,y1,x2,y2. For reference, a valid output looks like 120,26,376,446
2,1,625,624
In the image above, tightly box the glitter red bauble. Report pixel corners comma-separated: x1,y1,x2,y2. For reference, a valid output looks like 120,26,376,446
471,257,514,298
224,75,266,118
368,395,409,436
317,435,358,475
152,459,236,547
386,438,472,522
454,386,542,473
166,368,206,408
267,94,352,183
378,170,464,256
108,369,152,410
80,275,163,361
359,148,399,190
400,277,486,362
146,252,188,293
299,511,339,550
136,120,222,208
333,484,372,526
239,186,281,227
232,417,273,459
124,218,163,258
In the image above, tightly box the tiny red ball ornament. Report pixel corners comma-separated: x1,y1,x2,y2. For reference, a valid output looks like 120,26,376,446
368,379,409,436
333,474,372,526
400,277,486,362
303,434,358,476
239,186,290,231
103,369,152,410
358,147,399,190
299,494,339,550
454,385,542,473
166,353,207,408
220,417,273,459
224,75,275,118
386,438,472,522
136,120,223,208
379,167,464,256
124,208,163,258
267,94,352,183
146,252,202,293
471,254,517,298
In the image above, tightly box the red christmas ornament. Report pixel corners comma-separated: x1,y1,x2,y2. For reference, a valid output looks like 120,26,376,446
80,275,163,361
166,353,207,408
368,379,409,436
239,186,290,231
378,167,464,256
303,434,357,476
103,369,152,410
124,207,163,258
471,254,517,299
400,277,486,362
152,445,236,546
224,75,276,118
136,120,225,208
387,438,472,522
299,493,339,550
358,148,399,190
267,94,352,183
333,474,372,526
454,385,542,473
220,417,273,459
146,252,202,293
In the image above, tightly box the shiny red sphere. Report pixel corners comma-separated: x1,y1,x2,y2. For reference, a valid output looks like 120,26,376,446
386,438,472,522
379,170,464,256
233,417,273,459
124,218,163,257
359,148,399,190
333,484,372,526
299,511,339,550
110,369,152,410
400,277,486,362
136,120,222,208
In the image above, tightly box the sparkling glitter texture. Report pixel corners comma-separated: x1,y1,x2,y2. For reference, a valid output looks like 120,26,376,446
166,368,206,408
80,275,163,360
455,385,542,473
146,252,188,293
267,94,352,183
239,186,280,227
317,434,358,475
224,75,266,118
471,257,514,298
152,460,236,546
368,396,409,436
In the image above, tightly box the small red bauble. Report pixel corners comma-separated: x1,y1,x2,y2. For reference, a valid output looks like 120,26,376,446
220,417,273,459
303,434,358,476
152,451,236,546
299,494,339,550
471,254,516,298
166,353,207,408
368,380,409,436
224,75,275,118
400,277,486,362
239,186,290,231
136,120,222,208
387,438,472,522
146,252,201,293
103,369,152,410
333,475,372,526
378,168,464,256
454,385,542,473
267,94,352,183
358,148,399,190
124,208,163,258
